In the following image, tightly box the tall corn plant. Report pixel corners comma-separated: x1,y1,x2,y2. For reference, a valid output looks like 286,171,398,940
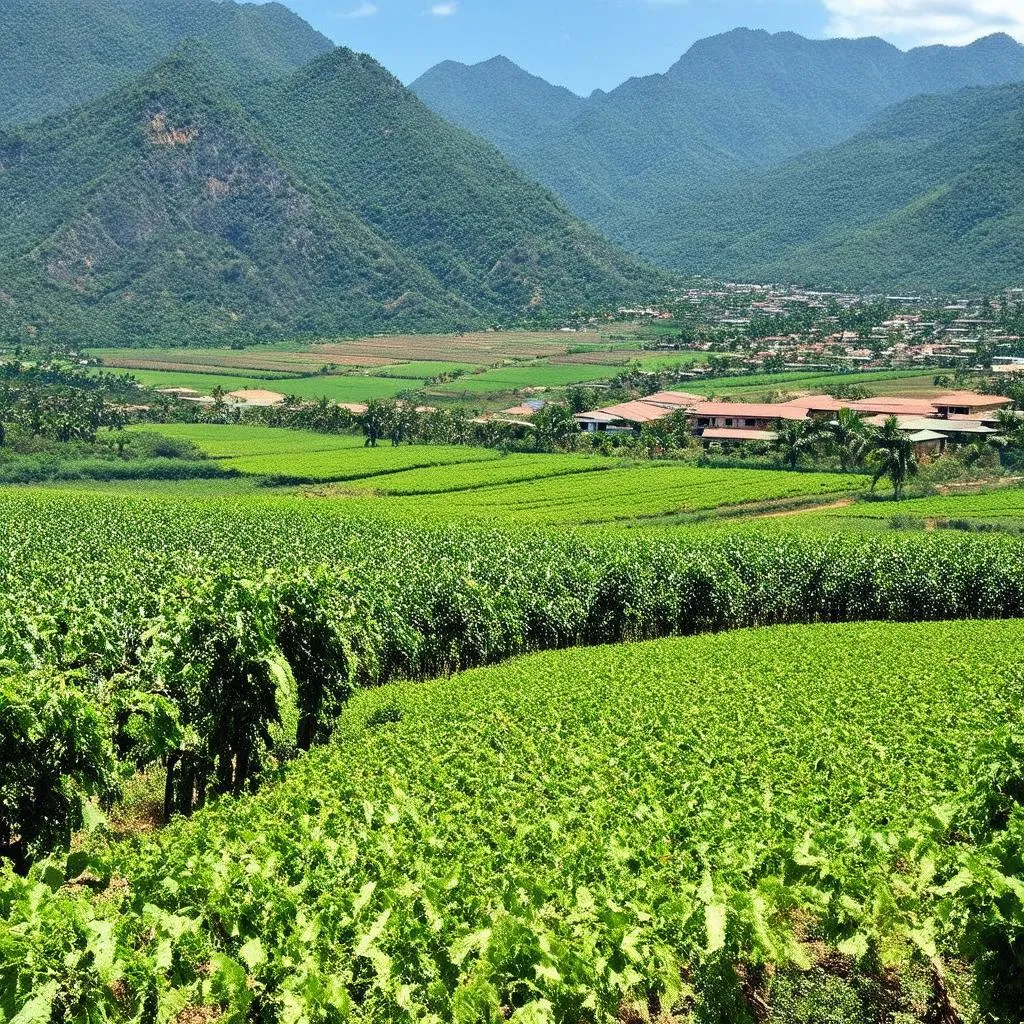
0,670,114,872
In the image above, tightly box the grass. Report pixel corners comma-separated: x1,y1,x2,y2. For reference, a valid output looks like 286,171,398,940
431,363,619,394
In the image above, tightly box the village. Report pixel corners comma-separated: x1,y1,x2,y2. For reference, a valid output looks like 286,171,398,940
572,389,1015,457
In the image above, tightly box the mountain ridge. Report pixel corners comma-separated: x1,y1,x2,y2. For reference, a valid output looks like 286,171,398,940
0,40,660,347
0,0,335,128
412,29,1024,234
636,82,1024,293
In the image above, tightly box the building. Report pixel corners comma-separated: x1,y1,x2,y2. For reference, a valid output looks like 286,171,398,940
930,392,1013,419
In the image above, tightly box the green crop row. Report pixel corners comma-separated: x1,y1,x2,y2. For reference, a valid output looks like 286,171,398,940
4,620,1024,1022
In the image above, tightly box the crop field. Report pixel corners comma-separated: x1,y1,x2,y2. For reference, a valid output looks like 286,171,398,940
340,463,866,525
686,368,938,398
6,617,1024,1021
122,368,422,403
129,424,369,458
826,486,1024,523
432,362,618,394
375,361,478,379
344,454,615,495
218,445,501,483
125,424,866,520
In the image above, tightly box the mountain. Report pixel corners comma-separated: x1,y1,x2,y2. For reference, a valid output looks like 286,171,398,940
0,0,335,128
410,56,585,154
0,45,659,347
411,30,1024,237
642,83,1024,293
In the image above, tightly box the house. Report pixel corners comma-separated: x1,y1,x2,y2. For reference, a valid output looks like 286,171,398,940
861,415,997,443
687,402,808,432
574,392,702,433
701,427,778,445
930,392,1013,419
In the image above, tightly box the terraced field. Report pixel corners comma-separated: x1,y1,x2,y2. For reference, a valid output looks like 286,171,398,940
128,425,865,521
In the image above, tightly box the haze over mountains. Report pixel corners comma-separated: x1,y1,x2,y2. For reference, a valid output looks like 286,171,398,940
0,1,657,346
413,30,1024,292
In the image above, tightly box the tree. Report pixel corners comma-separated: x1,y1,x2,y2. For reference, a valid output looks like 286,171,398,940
959,434,1006,469
868,416,918,500
828,407,868,472
774,419,820,469
533,403,578,451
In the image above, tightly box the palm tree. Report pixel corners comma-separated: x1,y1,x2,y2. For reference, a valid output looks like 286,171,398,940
828,407,867,472
775,419,820,469
868,416,918,500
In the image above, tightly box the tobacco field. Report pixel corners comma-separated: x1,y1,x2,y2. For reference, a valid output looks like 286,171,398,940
2,492,1024,1022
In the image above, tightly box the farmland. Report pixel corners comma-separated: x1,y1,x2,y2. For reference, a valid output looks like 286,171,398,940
5,389,1024,1023
5,616,1024,1021
88,332,658,407
125,424,865,521
87,332,942,408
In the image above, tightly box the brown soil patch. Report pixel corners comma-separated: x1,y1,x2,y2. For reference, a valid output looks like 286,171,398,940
226,389,286,406
755,499,854,519
174,1008,221,1024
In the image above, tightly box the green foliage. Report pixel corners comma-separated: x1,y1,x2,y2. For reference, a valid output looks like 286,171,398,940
0,0,335,128
148,570,295,814
647,83,1024,293
413,31,1024,292
0,671,114,870
3,620,1024,1021
0,41,657,348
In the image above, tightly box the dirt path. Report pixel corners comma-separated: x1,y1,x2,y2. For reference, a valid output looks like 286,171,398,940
754,499,854,519
935,476,1024,495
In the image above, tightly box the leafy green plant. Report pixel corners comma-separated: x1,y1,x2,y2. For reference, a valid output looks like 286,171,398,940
0,671,114,871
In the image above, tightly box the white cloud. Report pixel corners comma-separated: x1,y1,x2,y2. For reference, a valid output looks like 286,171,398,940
429,2,458,15
342,2,377,16
823,0,1024,46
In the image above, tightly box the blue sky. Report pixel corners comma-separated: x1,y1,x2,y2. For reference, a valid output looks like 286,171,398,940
280,0,1024,94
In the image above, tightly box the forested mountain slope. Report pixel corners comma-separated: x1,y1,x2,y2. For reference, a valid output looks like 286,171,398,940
642,84,1024,293
0,45,659,347
412,30,1024,238
0,0,334,128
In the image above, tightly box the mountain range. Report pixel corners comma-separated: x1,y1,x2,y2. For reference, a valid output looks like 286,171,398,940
413,30,1024,292
0,2,658,347
0,0,334,128
2,1,1023,349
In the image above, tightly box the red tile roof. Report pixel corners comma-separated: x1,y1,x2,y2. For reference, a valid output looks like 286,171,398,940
598,400,677,424
688,402,809,421
931,392,1012,409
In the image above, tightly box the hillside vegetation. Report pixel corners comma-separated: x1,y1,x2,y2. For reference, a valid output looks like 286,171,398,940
0,41,658,347
0,0,334,127
641,83,1024,292
413,30,1024,290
